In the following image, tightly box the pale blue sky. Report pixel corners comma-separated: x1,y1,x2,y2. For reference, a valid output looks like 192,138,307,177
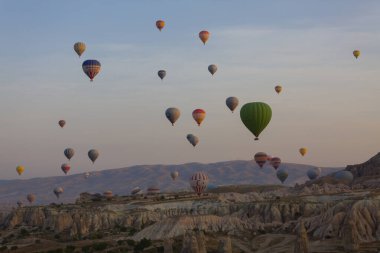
0,1,379,179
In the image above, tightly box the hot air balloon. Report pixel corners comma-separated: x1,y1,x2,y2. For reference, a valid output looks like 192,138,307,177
254,152,268,168
334,170,354,184
275,85,282,94
190,172,209,196
240,102,272,140
171,171,179,180
84,172,90,179
208,64,217,75
82,60,101,81
192,109,206,126
276,168,288,184
226,97,239,113
74,42,86,57
186,134,199,147
53,187,64,199
307,167,321,180
64,148,75,161
103,190,113,199
199,31,210,45
61,163,71,175
88,149,99,163
58,120,66,128
299,148,307,157
353,50,360,59
16,166,25,176
27,194,36,204
270,157,281,170
17,201,23,208
156,20,165,31
158,70,166,80
165,107,180,126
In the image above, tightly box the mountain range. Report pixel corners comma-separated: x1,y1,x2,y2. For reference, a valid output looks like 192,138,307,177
0,160,341,206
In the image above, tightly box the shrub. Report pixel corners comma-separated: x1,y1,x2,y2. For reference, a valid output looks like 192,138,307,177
134,238,152,252
64,245,76,253
126,239,135,247
10,246,18,250
92,242,108,251
35,239,41,244
0,246,7,252
20,228,30,237
128,228,137,236
81,245,92,253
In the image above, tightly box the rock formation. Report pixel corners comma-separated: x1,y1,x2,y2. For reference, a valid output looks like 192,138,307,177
164,239,174,253
180,230,207,253
294,220,309,253
217,237,232,253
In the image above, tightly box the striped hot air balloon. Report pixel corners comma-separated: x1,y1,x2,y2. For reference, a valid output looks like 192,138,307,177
270,157,281,170
190,172,209,196
82,60,101,81
192,109,206,126
73,42,86,57
254,152,268,168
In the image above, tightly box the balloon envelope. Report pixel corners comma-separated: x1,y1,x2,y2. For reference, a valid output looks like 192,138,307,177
199,30,210,45
165,107,180,126
299,148,307,156
88,149,99,163
275,85,282,94
190,172,209,196
156,20,165,31
192,109,206,126
240,102,272,140
270,157,281,170
171,171,179,180
16,166,25,176
276,168,288,184
103,190,113,199
53,187,64,199
82,60,101,81
254,152,268,168
158,70,166,80
27,194,36,204
334,171,354,184
353,50,360,59
61,163,70,174
64,148,75,160
186,134,199,147
307,167,321,180
74,42,86,57
58,120,66,128
226,97,239,113
208,64,217,75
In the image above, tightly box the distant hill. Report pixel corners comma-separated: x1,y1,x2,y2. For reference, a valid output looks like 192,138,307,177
0,160,341,206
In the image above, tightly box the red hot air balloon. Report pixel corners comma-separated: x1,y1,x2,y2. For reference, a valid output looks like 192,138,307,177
61,163,71,175
192,109,206,126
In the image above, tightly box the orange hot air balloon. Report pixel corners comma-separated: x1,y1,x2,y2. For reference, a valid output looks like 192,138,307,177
192,109,206,126
199,30,210,45
156,20,165,31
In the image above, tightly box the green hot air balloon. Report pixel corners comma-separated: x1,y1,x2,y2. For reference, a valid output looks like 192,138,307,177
276,168,288,184
240,102,272,140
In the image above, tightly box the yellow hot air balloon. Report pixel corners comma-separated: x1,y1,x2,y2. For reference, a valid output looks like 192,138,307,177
16,166,25,176
156,20,165,31
74,42,86,57
299,148,307,157
353,50,360,59
275,85,282,94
